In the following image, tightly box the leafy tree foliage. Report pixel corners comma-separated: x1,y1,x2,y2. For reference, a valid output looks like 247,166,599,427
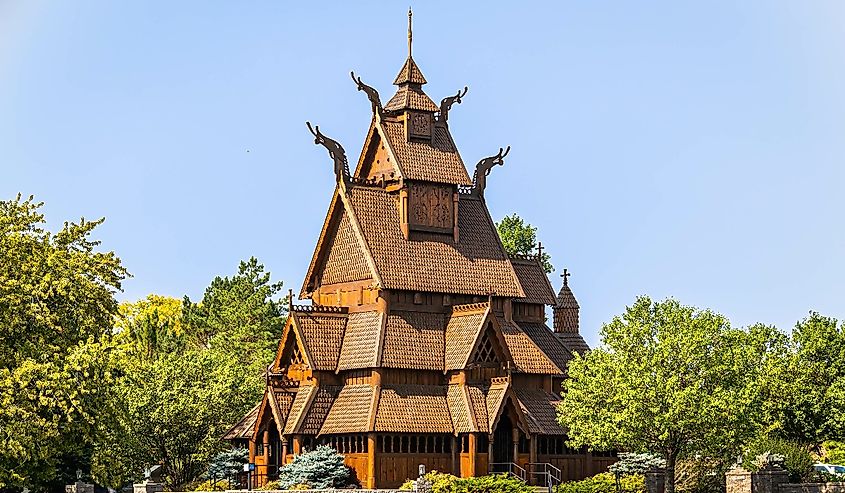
0,195,127,491
496,213,553,273
558,297,780,493
92,259,286,490
762,312,845,447
741,436,813,482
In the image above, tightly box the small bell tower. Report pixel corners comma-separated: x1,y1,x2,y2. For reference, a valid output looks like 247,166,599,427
553,269,579,333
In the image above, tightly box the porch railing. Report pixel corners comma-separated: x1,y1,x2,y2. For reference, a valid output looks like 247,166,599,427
528,462,562,489
488,462,527,481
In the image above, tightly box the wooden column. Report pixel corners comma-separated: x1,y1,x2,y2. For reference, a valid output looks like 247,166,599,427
512,428,519,468
529,436,538,486
292,436,302,454
263,429,270,462
451,435,459,476
467,433,477,477
367,433,377,489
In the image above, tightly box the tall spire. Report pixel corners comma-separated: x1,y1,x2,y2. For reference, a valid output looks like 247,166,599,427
408,7,413,58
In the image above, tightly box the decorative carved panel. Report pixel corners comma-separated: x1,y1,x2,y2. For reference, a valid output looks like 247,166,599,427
407,183,453,232
409,111,433,139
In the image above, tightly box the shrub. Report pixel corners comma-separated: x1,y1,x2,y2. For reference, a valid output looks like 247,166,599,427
275,446,353,489
742,436,813,482
609,453,665,476
556,472,645,493
400,471,533,493
192,478,229,491
257,479,280,491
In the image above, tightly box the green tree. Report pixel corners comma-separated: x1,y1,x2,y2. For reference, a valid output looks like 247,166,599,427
0,194,127,490
762,312,845,448
558,297,780,493
93,259,286,489
496,213,553,273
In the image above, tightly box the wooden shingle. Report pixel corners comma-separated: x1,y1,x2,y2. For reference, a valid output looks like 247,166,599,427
375,384,453,433
337,311,382,371
381,311,446,370
320,384,375,435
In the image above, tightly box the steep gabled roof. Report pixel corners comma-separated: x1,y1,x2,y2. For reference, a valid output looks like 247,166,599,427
374,384,453,433
379,119,471,185
319,384,376,435
518,321,574,371
291,311,346,371
393,56,428,85
495,315,563,374
337,311,383,371
347,186,523,297
513,387,565,435
510,257,556,305
381,311,446,370
223,403,260,440
444,305,489,370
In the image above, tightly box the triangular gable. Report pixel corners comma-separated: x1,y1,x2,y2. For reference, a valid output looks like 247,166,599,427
353,120,403,181
486,382,531,436
300,191,382,298
252,388,292,439
273,315,313,370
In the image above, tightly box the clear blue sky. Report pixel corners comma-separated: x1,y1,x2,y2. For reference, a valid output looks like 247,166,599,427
2,2,843,345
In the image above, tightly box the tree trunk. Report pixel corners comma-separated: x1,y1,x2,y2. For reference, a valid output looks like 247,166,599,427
665,451,677,493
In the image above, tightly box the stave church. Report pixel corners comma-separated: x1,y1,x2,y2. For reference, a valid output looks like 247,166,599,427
224,12,608,489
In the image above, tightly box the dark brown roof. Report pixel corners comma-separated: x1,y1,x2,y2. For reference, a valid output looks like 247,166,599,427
496,315,562,374
268,389,296,434
320,384,375,435
380,120,472,185
519,322,573,371
319,210,373,285
283,385,316,435
447,385,473,433
223,403,260,440
556,333,590,356
467,384,491,433
514,388,565,435
293,312,346,371
348,186,523,297
384,85,438,112
393,56,428,85
337,311,382,371
300,386,340,435
381,311,446,370
444,307,488,370
375,384,453,433
556,282,580,309
511,257,556,305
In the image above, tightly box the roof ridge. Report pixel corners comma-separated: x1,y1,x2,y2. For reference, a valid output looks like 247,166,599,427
451,301,489,313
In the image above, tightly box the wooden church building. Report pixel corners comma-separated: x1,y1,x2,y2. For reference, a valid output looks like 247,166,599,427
224,12,607,489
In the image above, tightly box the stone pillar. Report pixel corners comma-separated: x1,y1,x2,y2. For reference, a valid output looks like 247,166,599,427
133,483,163,493
726,467,752,493
66,482,94,493
645,469,666,493
752,468,789,493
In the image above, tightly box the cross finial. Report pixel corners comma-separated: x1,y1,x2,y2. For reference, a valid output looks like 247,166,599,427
537,241,544,260
407,7,413,58
288,288,294,313
561,268,571,286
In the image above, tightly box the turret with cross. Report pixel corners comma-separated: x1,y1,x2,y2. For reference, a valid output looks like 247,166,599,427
553,267,580,334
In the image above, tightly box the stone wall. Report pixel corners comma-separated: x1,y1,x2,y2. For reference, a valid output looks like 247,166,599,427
725,466,845,493
778,483,845,493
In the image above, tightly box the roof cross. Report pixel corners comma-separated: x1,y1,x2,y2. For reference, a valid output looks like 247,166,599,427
561,268,571,286
536,242,544,260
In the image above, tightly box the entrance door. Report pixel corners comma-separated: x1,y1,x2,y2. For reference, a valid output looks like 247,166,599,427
493,415,514,464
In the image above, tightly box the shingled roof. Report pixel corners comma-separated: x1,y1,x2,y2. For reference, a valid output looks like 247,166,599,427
223,403,260,440
379,120,471,185
336,311,382,371
381,311,446,370
292,312,346,371
348,186,522,297
510,257,557,305
375,384,453,433
514,387,565,435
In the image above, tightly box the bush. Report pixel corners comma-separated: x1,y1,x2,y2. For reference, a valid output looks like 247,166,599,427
275,446,353,489
742,436,813,482
400,471,533,493
192,478,229,491
556,472,645,493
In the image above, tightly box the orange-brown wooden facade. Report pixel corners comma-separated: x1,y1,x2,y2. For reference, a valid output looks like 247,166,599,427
223,18,605,489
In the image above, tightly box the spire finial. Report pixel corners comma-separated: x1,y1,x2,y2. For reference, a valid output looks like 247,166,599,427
408,7,413,58
561,268,571,287
537,242,544,260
